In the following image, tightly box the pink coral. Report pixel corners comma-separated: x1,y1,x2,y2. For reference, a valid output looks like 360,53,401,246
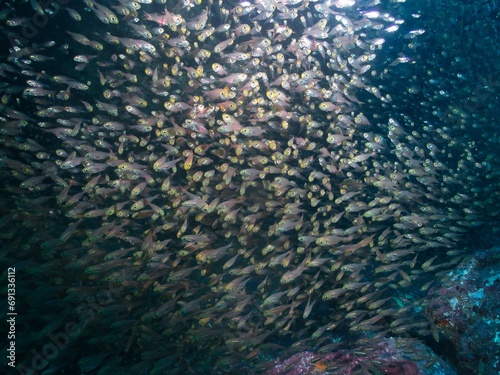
379,360,419,375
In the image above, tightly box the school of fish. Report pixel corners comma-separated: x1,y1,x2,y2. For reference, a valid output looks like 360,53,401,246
0,0,498,373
